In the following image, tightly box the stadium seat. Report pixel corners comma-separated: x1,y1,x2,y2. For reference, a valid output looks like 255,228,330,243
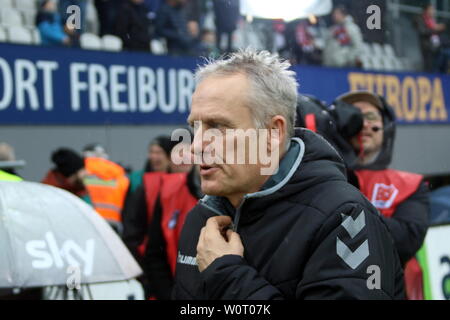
0,0,14,9
30,26,40,44
371,43,384,57
14,0,37,11
80,32,102,50
361,42,373,56
151,39,167,55
360,55,374,70
0,7,23,27
371,56,385,71
383,44,396,58
6,25,33,44
86,0,99,34
0,26,6,42
383,57,396,71
394,58,407,71
20,9,37,27
102,34,122,51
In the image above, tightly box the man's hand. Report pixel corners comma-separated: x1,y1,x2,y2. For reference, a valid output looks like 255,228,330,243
196,216,244,272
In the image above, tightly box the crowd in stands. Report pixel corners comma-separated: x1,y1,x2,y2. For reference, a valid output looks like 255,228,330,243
0,0,449,73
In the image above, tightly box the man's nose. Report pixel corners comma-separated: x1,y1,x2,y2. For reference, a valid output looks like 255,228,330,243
362,118,372,129
190,128,204,155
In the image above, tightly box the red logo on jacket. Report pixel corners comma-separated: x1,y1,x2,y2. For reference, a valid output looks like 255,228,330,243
355,169,423,218
371,183,399,209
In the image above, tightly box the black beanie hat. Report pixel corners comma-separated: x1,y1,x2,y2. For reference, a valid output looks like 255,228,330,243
51,148,84,177
150,135,179,158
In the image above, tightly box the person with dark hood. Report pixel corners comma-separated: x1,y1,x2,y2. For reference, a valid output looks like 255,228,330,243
42,147,129,234
173,49,404,300
334,93,429,257
36,0,71,47
41,148,89,201
298,92,429,300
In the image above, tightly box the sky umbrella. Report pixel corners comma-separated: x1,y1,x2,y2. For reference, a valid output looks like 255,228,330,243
0,181,142,292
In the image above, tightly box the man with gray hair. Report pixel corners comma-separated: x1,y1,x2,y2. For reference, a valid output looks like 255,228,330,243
173,49,404,299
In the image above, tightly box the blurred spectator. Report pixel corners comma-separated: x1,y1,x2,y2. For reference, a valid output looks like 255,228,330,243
0,143,18,175
213,0,240,54
272,19,287,54
115,0,152,52
42,147,129,234
155,0,198,55
144,0,163,19
42,148,89,199
58,0,88,33
122,135,177,261
185,0,201,38
143,142,200,300
285,18,322,65
83,143,109,159
336,91,429,299
0,143,23,181
122,135,178,297
323,6,363,68
35,0,71,47
83,151,130,234
416,4,450,73
198,29,220,58
94,0,123,36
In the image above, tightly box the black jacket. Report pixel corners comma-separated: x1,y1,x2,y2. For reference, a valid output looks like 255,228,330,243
380,183,429,266
298,95,429,267
143,168,202,300
173,129,405,300
347,170,429,267
115,1,151,51
155,2,195,55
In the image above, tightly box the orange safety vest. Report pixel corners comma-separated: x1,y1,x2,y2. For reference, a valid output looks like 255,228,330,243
83,157,130,223
141,172,198,275
355,169,425,299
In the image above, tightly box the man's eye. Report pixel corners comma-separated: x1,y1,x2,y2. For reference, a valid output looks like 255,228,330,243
209,123,223,130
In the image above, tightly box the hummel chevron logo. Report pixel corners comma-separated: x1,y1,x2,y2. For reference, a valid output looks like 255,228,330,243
337,210,369,269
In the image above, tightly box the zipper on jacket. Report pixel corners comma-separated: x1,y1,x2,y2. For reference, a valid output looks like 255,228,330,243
232,197,247,233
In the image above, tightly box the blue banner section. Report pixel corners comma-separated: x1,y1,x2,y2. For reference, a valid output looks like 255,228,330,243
0,43,449,125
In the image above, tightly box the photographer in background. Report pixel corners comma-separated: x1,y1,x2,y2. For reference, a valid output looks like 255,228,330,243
297,92,429,300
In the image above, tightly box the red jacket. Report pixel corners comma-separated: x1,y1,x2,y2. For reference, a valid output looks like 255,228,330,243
42,169,88,198
354,169,428,300
142,172,198,275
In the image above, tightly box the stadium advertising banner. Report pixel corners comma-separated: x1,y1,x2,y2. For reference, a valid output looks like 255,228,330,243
417,224,450,300
0,43,449,125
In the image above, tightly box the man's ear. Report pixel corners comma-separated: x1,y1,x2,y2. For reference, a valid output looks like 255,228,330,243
267,115,287,153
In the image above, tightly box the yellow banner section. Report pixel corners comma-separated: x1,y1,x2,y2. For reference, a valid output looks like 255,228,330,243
348,73,448,122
